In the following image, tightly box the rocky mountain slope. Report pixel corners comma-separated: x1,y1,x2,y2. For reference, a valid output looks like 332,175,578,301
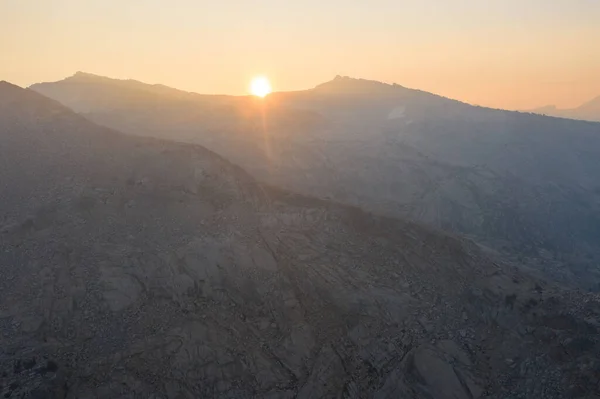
2,82,600,398
31,73,600,290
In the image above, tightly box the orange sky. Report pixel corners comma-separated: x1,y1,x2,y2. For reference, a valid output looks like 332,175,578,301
1,0,599,109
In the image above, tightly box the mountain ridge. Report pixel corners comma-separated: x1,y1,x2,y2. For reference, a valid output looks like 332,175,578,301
32,71,468,105
4,80,600,398
29,73,600,291
32,72,600,122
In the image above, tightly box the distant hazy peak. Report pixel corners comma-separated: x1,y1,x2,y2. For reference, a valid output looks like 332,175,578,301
579,95,600,110
32,72,194,99
63,71,116,82
313,75,407,94
526,95,600,122
76,72,149,86
529,105,558,113
73,71,101,78
36,72,148,89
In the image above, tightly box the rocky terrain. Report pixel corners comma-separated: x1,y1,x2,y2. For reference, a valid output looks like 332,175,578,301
31,73,600,290
2,82,600,398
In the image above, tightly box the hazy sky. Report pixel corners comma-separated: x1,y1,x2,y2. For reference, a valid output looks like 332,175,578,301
2,0,599,109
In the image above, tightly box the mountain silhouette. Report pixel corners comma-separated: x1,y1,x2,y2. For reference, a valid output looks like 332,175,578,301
31,73,600,290
530,95,600,122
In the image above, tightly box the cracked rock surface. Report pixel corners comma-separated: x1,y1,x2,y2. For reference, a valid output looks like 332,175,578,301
1,83,599,398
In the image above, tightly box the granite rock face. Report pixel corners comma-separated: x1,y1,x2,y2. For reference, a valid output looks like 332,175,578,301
1,82,599,398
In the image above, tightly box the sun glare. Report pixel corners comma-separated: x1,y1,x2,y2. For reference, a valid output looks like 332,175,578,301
250,76,272,98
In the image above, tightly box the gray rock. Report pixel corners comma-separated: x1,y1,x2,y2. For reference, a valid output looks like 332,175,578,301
1,82,598,399
407,345,480,399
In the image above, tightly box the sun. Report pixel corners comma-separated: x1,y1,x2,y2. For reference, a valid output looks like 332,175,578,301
249,76,272,98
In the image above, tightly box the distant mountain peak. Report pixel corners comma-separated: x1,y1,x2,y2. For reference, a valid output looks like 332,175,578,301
59,72,150,88
332,75,357,82
529,104,559,113
68,71,118,82
313,76,406,95
580,95,600,110
73,71,97,77
527,98,600,122
53,72,186,94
